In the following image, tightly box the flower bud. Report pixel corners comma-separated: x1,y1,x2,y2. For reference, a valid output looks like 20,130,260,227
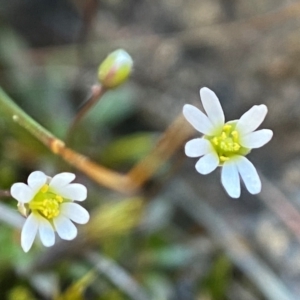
98,49,133,89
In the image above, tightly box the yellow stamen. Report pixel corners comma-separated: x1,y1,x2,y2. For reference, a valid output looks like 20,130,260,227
220,156,229,162
41,199,60,219
223,124,231,133
212,137,219,145
232,131,239,144
55,195,63,203
221,132,227,140
206,122,248,164
233,143,240,151
29,184,65,220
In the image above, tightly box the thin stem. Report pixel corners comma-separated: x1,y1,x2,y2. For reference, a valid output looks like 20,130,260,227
66,84,106,142
53,143,132,193
0,86,194,194
0,87,130,193
126,115,195,192
0,190,11,198
0,87,57,146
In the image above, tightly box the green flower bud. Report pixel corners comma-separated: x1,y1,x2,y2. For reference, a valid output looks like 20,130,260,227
98,49,133,89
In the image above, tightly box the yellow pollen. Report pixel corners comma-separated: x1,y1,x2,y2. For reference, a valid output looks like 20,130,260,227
212,137,219,145
220,141,226,149
29,184,64,220
220,156,230,162
206,122,247,164
223,124,232,133
221,132,227,140
233,143,240,151
56,195,63,203
41,199,60,218
231,130,239,142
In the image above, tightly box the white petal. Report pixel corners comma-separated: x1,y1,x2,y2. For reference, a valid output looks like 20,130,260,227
183,104,215,135
195,152,219,175
38,216,55,247
240,129,273,149
21,213,39,252
235,105,267,135
185,138,212,157
49,172,76,189
53,215,78,240
27,171,47,194
11,183,34,203
200,87,225,129
236,156,261,195
221,160,240,198
53,184,87,201
60,203,90,224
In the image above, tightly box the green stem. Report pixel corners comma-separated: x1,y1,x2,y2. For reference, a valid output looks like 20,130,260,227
0,87,57,147
66,84,107,142
0,86,133,193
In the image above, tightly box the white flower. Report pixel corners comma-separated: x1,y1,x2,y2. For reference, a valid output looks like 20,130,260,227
10,171,89,252
183,87,273,198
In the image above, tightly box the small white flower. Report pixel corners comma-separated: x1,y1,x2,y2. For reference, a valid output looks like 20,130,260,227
10,171,89,252
183,87,273,198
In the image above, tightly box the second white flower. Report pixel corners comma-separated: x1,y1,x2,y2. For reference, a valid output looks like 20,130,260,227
183,87,273,198
11,171,89,252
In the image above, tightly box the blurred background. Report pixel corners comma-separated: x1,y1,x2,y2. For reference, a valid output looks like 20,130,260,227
1,0,300,299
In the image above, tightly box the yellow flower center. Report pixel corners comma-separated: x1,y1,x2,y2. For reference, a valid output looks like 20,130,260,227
206,123,250,164
29,184,64,220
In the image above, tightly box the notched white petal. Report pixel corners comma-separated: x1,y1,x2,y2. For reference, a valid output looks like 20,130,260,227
200,87,225,129
11,183,34,203
49,172,76,189
195,152,219,175
53,215,78,240
38,216,55,247
236,156,261,195
236,105,268,135
185,138,212,157
240,129,273,149
183,104,215,135
221,160,240,198
54,184,87,201
21,214,39,252
60,203,90,224
27,171,47,193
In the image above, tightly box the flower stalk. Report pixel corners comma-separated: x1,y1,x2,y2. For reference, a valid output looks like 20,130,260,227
0,87,57,147
0,86,194,194
126,115,195,191
0,87,131,193
66,84,107,142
